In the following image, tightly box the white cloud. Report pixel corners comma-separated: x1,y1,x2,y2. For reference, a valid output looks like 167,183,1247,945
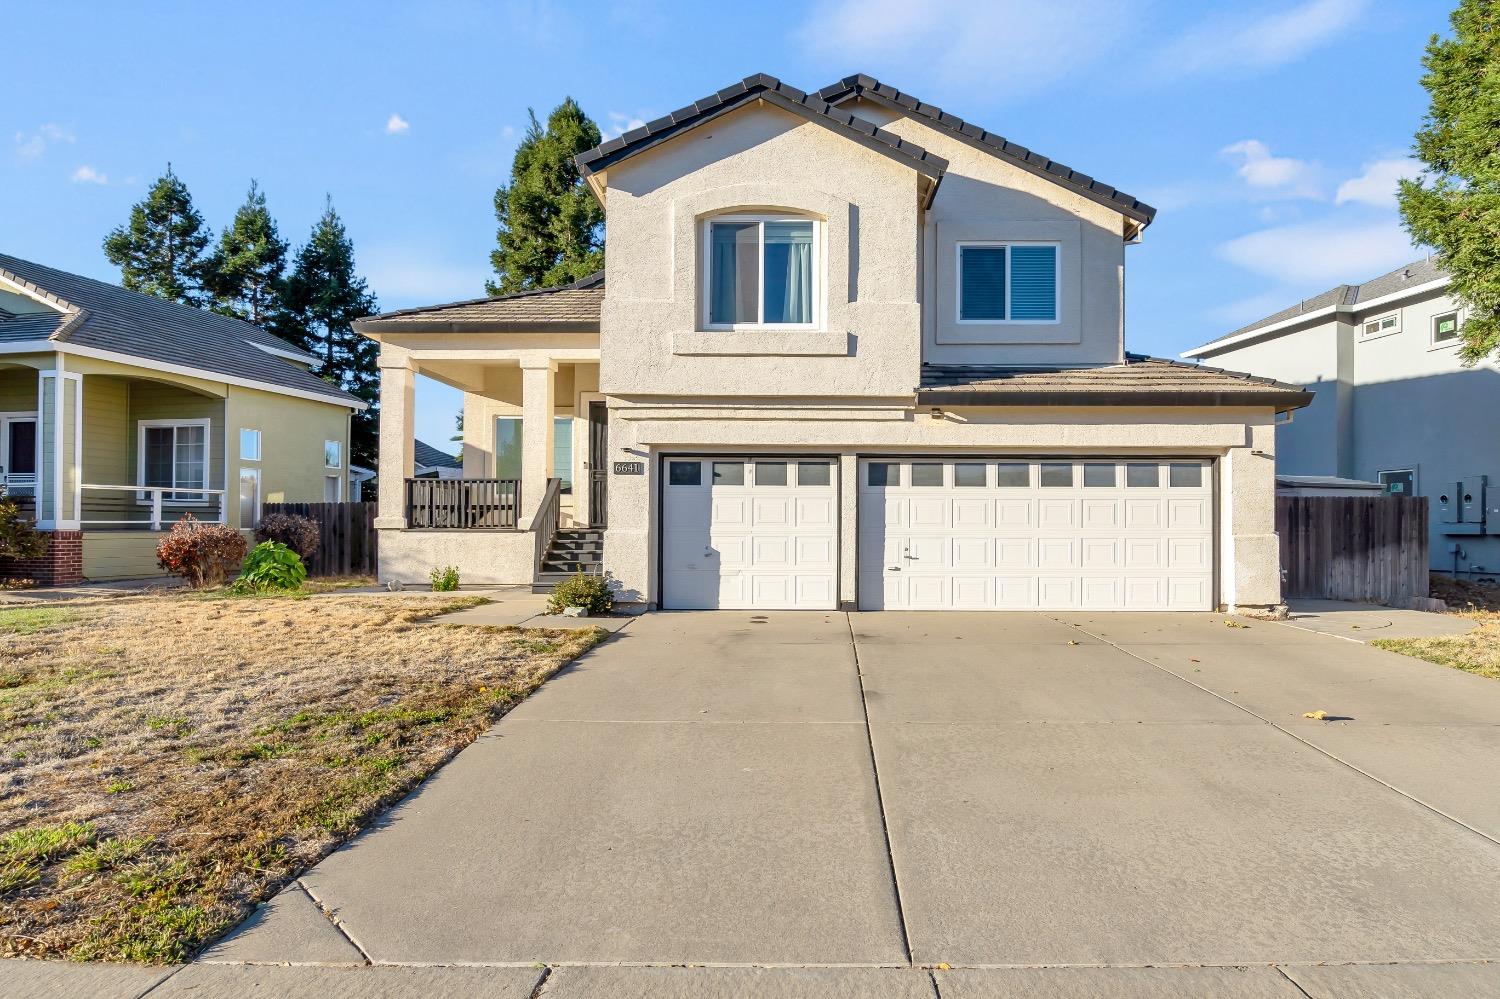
70,165,108,185
1153,0,1368,77
796,0,1136,94
602,112,647,140
14,123,74,160
1336,156,1421,207
1221,139,1322,199
1218,220,1416,286
385,113,410,135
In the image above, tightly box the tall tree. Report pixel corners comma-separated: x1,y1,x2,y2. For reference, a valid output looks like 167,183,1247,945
487,97,604,295
102,164,214,306
277,197,381,467
1399,0,1500,362
208,180,289,324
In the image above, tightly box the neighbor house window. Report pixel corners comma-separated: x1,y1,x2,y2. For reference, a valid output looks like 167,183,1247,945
958,242,1059,322
1360,312,1400,340
1432,311,1460,345
323,440,342,469
705,216,817,328
139,420,209,502
239,428,261,461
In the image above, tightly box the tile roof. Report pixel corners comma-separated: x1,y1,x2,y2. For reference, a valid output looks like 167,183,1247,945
414,439,461,469
817,74,1156,228
0,253,360,408
918,354,1312,411
353,272,604,333
574,74,948,192
1191,256,1447,354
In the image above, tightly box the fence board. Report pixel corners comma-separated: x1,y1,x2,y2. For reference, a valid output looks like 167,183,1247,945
1277,495,1428,605
261,501,377,577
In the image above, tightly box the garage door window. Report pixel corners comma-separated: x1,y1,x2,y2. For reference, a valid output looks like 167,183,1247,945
1125,463,1159,487
712,461,744,485
996,462,1030,487
1039,463,1073,487
1083,463,1116,487
954,462,987,487
668,460,701,486
912,463,944,486
868,462,900,486
1169,463,1203,487
754,461,788,486
797,461,831,486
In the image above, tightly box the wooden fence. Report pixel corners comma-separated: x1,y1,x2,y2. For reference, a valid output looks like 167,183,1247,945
1276,495,1428,605
261,501,377,577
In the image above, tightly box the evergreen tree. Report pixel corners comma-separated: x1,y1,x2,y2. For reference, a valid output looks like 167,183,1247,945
1399,0,1500,361
487,98,604,295
208,180,289,324
102,164,214,306
277,198,381,467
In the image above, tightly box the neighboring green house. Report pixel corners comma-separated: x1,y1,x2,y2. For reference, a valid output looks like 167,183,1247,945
0,253,363,584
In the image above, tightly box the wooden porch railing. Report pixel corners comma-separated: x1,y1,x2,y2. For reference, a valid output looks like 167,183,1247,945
532,477,562,573
404,477,521,530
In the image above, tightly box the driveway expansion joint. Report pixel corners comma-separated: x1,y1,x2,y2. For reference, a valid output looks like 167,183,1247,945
297,877,374,966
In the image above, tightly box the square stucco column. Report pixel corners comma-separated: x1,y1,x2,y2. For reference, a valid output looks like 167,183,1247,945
518,358,556,528
374,354,416,529
601,408,652,607
1223,421,1282,610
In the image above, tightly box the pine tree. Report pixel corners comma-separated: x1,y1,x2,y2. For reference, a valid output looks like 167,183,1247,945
487,98,605,295
208,180,289,324
1399,0,1500,361
102,164,214,306
277,198,381,467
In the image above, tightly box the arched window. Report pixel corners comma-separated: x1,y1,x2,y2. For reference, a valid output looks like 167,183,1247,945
701,213,819,329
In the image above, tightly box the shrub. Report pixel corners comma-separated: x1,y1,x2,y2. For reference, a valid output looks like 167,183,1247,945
546,572,613,615
430,565,460,592
0,495,47,561
255,513,319,560
155,515,248,588
233,541,308,593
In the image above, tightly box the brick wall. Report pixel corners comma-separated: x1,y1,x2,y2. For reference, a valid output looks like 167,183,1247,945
0,530,84,587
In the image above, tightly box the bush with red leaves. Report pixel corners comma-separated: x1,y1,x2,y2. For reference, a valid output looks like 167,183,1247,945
156,514,249,588
255,512,319,560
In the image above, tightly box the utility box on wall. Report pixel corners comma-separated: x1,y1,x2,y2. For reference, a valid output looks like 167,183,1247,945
1439,475,1491,533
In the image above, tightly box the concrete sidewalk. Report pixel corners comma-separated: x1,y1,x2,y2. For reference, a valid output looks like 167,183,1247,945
1281,597,1478,642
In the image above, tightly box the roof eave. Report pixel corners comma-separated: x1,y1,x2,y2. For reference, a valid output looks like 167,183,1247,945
354,320,600,335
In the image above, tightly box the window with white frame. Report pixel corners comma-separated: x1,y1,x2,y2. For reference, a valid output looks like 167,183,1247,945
957,242,1059,322
1432,310,1461,346
139,421,209,502
704,215,818,328
324,439,342,469
239,428,262,461
1360,312,1400,340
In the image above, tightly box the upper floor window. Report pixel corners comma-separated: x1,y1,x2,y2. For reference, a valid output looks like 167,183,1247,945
1432,310,1460,346
705,215,817,328
957,242,1059,323
1360,312,1399,341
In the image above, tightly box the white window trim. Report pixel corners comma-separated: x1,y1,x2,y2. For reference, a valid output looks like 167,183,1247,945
0,411,38,492
955,240,1062,325
136,418,212,505
324,472,342,502
238,466,262,528
1359,310,1401,342
1430,309,1462,349
323,439,342,469
700,213,822,332
239,427,262,462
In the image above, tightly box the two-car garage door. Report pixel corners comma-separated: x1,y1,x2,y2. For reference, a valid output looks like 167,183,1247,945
659,455,1215,611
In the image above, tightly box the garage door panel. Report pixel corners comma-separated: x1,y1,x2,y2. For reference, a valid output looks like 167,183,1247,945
795,535,836,568
712,535,748,568
858,458,1214,612
711,496,749,526
750,534,791,568
752,496,792,527
796,496,835,527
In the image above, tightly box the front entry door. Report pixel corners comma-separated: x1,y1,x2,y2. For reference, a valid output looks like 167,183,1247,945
588,401,608,528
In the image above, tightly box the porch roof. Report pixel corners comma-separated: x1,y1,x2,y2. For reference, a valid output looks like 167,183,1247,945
354,273,604,334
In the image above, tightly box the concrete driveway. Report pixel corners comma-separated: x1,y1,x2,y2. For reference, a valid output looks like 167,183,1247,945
194,609,1500,998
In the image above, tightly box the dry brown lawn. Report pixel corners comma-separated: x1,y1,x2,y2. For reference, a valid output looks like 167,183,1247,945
0,590,604,963
1370,576,1500,682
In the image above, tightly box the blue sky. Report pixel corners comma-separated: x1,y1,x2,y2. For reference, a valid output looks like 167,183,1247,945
3,0,1450,449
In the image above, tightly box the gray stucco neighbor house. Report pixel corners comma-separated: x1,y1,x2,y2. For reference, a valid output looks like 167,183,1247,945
358,73,1311,612
1186,256,1500,581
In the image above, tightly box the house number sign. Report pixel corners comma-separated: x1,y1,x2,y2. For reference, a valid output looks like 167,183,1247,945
613,461,645,475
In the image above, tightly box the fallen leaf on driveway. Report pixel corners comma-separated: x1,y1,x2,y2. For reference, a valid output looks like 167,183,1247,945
1303,710,1330,720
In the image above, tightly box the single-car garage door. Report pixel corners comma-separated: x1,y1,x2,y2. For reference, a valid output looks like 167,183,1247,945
661,457,838,610
858,458,1214,611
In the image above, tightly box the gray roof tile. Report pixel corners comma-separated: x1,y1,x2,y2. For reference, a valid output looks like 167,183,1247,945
414,439,461,469
354,271,604,333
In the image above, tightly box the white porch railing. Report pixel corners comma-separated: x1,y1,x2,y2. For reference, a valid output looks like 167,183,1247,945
0,472,36,497
79,484,227,531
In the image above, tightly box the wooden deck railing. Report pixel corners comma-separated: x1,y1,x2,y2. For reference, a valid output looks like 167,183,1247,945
404,477,521,530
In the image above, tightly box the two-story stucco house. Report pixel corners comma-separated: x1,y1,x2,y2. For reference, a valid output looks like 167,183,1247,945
1185,256,1500,579
359,74,1310,612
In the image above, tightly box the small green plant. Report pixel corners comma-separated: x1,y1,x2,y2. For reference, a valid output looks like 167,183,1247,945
430,565,460,592
546,572,613,615
233,541,308,593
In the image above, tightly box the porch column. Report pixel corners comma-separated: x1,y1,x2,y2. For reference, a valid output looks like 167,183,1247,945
374,353,416,529
518,357,555,529
36,363,81,531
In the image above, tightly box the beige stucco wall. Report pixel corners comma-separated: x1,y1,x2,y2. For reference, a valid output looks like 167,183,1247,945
377,527,536,586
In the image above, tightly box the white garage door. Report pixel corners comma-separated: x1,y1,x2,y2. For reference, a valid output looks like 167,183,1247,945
661,457,838,610
858,458,1214,611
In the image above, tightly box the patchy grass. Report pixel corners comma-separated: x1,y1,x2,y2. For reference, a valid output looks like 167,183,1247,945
1373,614,1500,682
0,606,81,636
0,590,605,963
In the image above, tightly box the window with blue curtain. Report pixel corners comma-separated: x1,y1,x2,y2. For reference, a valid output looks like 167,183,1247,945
959,243,1057,321
708,218,814,326
552,417,573,492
